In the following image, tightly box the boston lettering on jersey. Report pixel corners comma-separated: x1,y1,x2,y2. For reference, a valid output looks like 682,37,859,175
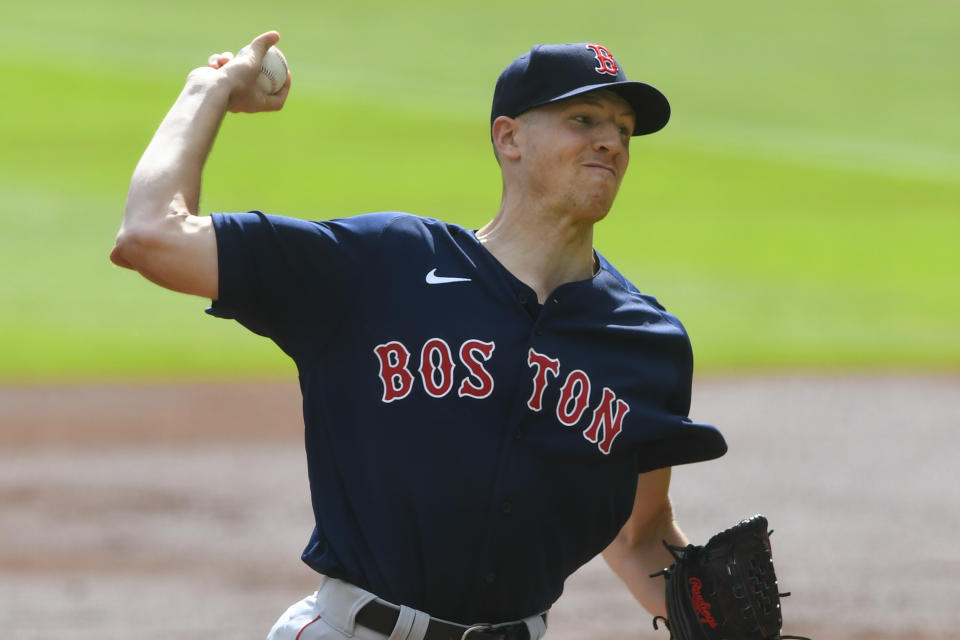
374,338,629,455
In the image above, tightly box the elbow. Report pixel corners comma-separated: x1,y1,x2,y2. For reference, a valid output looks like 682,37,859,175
110,223,160,271
607,523,649,557
112,191,190,270
110,231,134,268
614,498,678,552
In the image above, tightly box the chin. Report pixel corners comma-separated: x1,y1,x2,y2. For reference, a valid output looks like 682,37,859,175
570,201,613,224
556,182,619,222
580,191,618,221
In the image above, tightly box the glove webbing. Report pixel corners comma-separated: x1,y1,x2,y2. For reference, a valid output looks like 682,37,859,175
649,519,813,640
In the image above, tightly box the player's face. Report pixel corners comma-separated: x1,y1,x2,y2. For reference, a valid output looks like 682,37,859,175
515,90,635,220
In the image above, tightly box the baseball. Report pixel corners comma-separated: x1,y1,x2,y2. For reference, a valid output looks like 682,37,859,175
238,44,288,94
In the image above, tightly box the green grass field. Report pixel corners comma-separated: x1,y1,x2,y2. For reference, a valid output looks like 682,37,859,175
1,0,957,381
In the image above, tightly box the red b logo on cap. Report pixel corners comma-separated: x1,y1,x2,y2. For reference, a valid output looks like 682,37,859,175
585,44,619,75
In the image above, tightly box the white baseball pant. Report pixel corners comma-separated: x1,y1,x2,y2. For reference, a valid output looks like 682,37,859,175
266,576,549,640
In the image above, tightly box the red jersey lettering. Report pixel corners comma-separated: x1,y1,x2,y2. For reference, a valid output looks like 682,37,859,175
556,369,591,426
419,338,456,398
458,340,496,399
527,348,560,411
374,341,415,403
583,387,630,454
375,340,631,455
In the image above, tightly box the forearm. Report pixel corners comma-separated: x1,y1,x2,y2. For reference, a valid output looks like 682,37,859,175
602,500,688,617
109,31,286,297
123,69,230,231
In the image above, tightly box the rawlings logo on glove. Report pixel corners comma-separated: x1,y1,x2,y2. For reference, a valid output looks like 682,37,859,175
688,578,717,629
650,515,811,640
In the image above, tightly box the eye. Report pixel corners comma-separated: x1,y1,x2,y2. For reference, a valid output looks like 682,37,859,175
573,114,591,125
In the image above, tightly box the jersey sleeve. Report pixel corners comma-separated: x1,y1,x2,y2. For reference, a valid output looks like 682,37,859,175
636,311,727,472
205,210,394,361
595,255,727,471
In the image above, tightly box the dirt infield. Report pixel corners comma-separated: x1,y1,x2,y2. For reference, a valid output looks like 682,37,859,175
1,376,957,640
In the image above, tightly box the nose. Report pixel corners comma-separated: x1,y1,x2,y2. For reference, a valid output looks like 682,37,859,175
593,122,628,156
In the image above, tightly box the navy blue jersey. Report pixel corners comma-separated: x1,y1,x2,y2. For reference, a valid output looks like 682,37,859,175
207,211,726,624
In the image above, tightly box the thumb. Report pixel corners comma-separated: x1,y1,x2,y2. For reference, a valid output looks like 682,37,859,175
245,30,281,59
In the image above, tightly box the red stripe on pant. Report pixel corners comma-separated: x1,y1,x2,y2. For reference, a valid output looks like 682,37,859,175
295,614,323,640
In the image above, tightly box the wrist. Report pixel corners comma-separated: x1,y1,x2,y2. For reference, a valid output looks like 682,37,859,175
183,67,233,102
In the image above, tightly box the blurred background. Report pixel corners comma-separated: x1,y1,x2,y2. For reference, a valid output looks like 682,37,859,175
1,1,957,638
2,0,957,380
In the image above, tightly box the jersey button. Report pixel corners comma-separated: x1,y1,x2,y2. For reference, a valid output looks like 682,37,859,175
501,501,512,514
535,328,544,336
485,571,497,584
518,294,528,305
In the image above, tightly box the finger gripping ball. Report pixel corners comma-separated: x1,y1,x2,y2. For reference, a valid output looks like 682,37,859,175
238,44,288,94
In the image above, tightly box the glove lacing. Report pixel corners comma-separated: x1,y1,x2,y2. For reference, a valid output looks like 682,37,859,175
650,535,813,640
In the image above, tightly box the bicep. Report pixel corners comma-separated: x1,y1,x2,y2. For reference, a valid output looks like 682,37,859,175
111,209,219,300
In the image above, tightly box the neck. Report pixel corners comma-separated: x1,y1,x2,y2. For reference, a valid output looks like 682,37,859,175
476,196,598,303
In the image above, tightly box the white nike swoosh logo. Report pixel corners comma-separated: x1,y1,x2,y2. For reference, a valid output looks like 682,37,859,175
425,268,472,285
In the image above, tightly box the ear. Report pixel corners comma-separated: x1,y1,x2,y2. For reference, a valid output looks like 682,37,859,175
491,115,522,161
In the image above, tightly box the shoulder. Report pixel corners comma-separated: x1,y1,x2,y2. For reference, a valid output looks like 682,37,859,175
594,252,683,328
210,211,474,266
324,211,425,236
348,213,473,256
375,212,469,242
211,210,461,244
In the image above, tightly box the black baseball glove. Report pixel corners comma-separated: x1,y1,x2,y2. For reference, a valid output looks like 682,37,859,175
649,514,811,640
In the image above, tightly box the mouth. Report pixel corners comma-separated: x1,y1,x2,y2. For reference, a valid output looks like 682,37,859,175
583,163,617,177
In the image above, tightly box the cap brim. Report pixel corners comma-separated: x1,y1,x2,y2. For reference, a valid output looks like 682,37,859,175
545,81,671,136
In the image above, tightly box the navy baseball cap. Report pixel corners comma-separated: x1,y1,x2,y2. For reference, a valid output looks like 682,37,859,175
491,43,670,136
